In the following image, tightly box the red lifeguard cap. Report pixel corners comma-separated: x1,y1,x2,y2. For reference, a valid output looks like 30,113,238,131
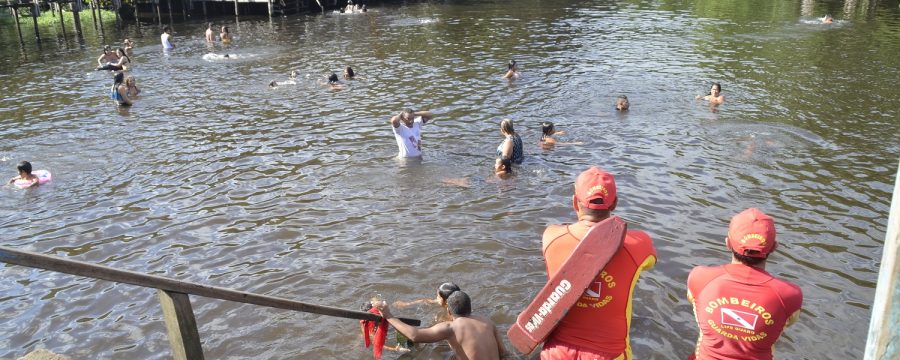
727,208,777,258
574,167,617,210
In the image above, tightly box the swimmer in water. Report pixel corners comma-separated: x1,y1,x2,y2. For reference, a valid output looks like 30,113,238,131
497,119,524,165
374,291,505,360
96,45,119,67
319,73,345,90
123,39,134,55
205,23,214,42
220,26,232,44
540,121,582,148
343,66,355,80
822,14,834,24
110,72,133,106
8,161,39,188
443,157,513,188
394,282,461,322
502,60,520,80
269,71,299,88
125,76,140,97
615,95,630,111
696,82,725,105
97,48,130,71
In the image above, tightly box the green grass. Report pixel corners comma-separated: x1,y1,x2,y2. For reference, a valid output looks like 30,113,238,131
1,8,119,28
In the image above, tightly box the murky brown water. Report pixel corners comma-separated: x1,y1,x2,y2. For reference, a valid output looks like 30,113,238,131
1,0,898,359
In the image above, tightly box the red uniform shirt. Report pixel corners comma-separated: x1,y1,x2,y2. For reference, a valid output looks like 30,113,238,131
687,264,803,360
540,222,657,358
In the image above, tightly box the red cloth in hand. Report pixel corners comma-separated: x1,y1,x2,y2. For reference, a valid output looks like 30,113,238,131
360,307,389,359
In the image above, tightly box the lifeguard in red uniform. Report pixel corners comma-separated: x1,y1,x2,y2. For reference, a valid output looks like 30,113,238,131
687,208,803,360
541,166,657,360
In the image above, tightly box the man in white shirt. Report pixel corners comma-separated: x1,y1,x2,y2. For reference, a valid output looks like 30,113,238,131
161,26,175,49
390,108,434,157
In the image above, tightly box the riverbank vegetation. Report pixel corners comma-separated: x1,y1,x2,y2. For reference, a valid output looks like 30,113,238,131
0,7,119,28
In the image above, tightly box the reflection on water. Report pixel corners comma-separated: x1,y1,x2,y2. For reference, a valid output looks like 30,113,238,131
0,0,897,359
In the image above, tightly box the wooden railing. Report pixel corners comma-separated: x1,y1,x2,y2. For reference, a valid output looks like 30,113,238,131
0,246,420,360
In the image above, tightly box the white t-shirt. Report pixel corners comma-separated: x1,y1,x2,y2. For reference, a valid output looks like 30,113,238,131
161,33,174,49
393,116,423,157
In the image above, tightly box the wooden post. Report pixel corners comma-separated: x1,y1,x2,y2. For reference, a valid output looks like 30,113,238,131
134,0,139,23
180,0,186,20
71,1,83,36
296,0,300,14
267,0,272,19
58,3,68,39
12,7,25,45
30,2,40,40
233,0,238,16
167,0,173,24
155,1,161,24
158,290,205,360
864,160,900,360
89,0,98,30
201,0,206,18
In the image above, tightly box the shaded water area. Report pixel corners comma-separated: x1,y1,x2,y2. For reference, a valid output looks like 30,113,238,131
1,0,898,358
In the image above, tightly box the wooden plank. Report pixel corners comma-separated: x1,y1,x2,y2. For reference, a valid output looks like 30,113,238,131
507,216,627,354
864,159,900,360
0,246,421,326
158,290,205,360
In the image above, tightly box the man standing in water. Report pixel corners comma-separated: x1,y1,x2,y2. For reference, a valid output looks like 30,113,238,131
390,108,434,158
161,26,175,50
375,291,503,360
540,166,656,359
686,208,803,360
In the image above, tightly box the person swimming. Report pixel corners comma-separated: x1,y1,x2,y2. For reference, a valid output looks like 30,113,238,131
110,72,132,106
497,119,524,164
95,47,131,71
344,66,355,80
220,26,232,44
8,161,39,188
823,14,834,24
96,45,119,68
393,282,462,322
125,76,140,97
540,121,581,148
320,73,345,90
269,71,299,88
502,60,520,79
205,23,214,42
615,95,629,111
696,82,724,105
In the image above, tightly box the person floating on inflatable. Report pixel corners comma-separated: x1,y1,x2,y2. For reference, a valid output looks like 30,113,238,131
8,161,51,189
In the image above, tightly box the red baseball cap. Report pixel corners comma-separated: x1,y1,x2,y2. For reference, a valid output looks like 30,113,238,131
727,208,777,258
574,166,617,210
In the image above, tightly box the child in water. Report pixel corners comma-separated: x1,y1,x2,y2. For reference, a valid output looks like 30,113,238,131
393,282,461,323
696,82,725,105
319,73,345,90
615,95,630,111
443,159,512,188
8,161,39,188
540,122,582,149
502,60,520,80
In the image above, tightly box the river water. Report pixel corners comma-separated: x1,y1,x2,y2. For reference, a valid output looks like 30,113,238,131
1,0,898,358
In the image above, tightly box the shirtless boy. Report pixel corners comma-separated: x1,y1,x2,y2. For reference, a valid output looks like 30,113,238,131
375,291,503,360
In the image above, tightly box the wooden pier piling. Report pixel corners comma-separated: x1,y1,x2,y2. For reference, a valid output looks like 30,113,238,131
864,159,900,359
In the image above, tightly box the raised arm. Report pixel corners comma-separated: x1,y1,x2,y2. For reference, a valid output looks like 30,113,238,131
376,301,453,343
390,114,402,128
415,110,433,124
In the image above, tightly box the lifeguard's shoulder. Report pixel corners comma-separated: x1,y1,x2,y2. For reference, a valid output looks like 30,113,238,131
541,224,570,251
